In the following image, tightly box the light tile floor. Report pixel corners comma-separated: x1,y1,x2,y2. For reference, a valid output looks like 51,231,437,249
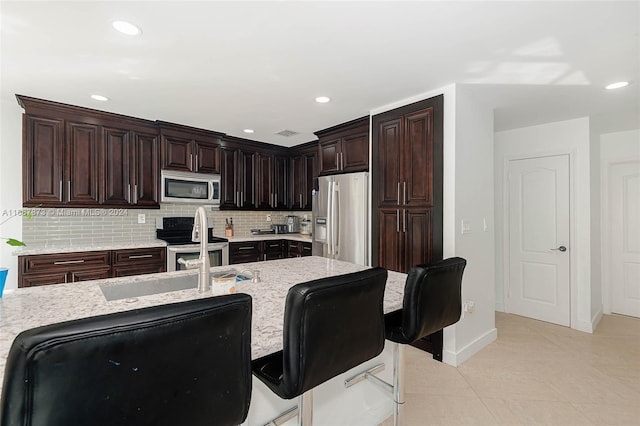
381,312,640,425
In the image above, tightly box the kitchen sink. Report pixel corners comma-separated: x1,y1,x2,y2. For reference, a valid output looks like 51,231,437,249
100,274,199,301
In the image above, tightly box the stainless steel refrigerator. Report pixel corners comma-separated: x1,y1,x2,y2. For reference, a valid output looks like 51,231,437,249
312,172,368,265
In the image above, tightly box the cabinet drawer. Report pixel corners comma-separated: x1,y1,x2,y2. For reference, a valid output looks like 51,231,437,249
20,251,111,274
302,242,312,256
263,240,284,253
112,247,166,266
230,241,261,254
112,264,166,278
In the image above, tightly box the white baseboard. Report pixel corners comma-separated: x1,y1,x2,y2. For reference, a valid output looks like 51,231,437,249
572,309,603,334
442,327,497,367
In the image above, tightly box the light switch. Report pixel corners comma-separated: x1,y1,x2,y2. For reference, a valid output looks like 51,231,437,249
138,213,146,224
461,219,472,234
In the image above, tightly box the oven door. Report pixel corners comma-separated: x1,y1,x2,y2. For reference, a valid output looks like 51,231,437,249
167,244,229,271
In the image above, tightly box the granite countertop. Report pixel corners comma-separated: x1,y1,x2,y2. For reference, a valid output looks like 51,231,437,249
0,256,406,391
12,240,168,256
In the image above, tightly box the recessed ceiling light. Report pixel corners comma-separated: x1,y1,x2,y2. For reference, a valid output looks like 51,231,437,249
90,94,109,101
112,20,142,36
243,129,255,134
315,96,331,103
605,81,629,90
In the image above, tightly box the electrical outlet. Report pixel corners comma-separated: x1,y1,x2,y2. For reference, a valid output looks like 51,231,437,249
138,213,146,224
463,300,475,313
266,214,272,222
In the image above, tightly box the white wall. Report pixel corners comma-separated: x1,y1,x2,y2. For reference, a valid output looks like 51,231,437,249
494,117,596,332
0,98,24,291
599,129,640,313
371,83,497,366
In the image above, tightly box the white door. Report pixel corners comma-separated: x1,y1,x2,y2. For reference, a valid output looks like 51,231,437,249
507,155,571,326
609,161,640,317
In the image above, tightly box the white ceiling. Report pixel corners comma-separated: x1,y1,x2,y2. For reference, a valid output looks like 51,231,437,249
1,1,638,147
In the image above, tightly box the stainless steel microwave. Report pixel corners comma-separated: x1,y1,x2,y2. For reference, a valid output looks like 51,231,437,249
160,170,221,206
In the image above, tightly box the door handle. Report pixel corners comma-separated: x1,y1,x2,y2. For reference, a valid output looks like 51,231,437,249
551,246,567,252
397,182,401,205
396,209,400,232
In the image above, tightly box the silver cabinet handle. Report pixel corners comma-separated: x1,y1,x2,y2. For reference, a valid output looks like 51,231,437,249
275,193,278,207
403,209,407,233
54,259,85,265
403,182,407,205
238,246,255,251
341,152,344,170
59,180,63,202
396,209,400,232
195,154,198,170
128,254,152,259
299,194,303,208
397,182,401,205
236,191,239,206
240,191,243,207
67,181,71,202
134,184,138,204
128,183,132,203
190,154,193,170
335,153,339,169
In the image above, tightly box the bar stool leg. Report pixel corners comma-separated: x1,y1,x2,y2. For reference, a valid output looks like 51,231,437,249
393,342,406,426
298,390,313,426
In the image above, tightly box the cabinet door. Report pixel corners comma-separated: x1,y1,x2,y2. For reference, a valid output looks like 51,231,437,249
237,150,255,209
301,242,312,257
23,116,65,206
403,208,433,271
403,108,434,207
112,264,165,277
290,155,304,210
132,130,160,207
263,240,285,260
377,117,403,208
378,208,403,273
229,241,262,264
318,138,340,175
255,153,273,210
65,121,100,205
194,140,220,174
303,151,318,210
21,272,68,288
273,155,288,210
341,131,369,173
163,135,193,172
102,126,131,206
220,147,238,208
70,268,111,282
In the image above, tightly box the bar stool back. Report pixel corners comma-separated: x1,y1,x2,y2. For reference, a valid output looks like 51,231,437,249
0,294,253,426
252,267,388,425
383,257,467,426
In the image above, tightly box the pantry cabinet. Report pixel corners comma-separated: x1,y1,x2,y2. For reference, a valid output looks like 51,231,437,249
372,96,443,274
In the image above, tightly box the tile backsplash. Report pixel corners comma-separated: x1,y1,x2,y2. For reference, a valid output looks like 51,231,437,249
22,204,312,246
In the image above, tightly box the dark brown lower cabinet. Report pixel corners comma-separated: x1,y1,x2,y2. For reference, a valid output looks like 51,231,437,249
229,241,262,264
287,241,312,258
230,239,310,264
18,247,166,287
378,208,432,273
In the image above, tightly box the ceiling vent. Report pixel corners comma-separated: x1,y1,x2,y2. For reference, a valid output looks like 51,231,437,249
276,129,299,137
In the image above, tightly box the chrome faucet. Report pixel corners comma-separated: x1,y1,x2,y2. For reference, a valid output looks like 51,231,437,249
177,207,211,292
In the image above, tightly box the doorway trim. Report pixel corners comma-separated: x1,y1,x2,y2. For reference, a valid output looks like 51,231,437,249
601,159,640,316
502,149,579,329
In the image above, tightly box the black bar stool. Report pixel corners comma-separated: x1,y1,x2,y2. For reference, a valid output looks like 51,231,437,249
347,257,466,426
252,267,388,426
0,294,253,426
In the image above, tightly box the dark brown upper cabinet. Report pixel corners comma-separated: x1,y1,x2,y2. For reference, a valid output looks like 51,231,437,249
315,116,369,176
221,136,289,211
18,95,160,209
102,123,160,208
372,96,443,273
289,141,318,210
159,122,223,174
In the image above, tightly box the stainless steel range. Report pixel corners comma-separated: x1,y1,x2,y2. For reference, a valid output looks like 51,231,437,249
156,217,229,271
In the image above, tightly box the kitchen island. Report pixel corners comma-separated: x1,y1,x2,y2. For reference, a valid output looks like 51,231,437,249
0,256,408,425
